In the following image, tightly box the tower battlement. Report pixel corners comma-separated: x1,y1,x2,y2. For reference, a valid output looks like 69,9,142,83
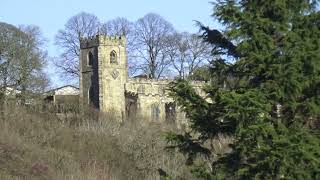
80,33,127,120
80,34,126,49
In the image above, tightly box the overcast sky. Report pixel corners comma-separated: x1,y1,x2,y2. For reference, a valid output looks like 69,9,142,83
0,0,219,87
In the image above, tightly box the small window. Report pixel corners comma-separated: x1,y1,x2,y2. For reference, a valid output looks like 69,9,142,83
165,102,176,122
110,50,117,64
137,85,145,94
88,52,94,66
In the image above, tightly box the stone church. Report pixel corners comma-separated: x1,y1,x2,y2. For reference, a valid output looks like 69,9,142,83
79,34,205,126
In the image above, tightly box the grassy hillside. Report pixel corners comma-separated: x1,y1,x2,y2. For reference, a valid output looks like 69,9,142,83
0,104,193,180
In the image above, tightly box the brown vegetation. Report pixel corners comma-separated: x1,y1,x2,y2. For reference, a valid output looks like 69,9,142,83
0,103,195,180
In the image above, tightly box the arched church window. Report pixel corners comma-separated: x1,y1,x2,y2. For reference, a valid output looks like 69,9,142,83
151,103,160,121
110,50,117,64
88,52,94,66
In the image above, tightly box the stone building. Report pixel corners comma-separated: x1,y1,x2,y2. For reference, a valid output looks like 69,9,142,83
44,85,79,105
43,85,79,113
79,34,205,126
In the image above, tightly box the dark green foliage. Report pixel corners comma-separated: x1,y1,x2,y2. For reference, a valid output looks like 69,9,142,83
188,66,211,81
167,0,320,179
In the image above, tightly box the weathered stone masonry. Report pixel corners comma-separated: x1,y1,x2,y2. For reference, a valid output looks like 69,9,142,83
80,34,205,127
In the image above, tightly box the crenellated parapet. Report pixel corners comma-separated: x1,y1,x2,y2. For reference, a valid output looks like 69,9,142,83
125,78,207,98
80,35,99,49
80,34,126,49
125,78,169,97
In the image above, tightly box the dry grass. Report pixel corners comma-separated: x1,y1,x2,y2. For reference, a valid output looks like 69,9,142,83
0,103,193,180
0,101,233,180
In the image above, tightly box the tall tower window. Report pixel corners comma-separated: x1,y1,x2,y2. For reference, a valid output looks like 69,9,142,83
110,50,117,64
88,86,94,105
88,52,94,66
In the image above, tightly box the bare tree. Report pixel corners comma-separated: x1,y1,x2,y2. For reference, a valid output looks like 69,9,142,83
55,12,100,81
168,32,211,79
0,22,48,102
101,17,132,36
18,25,49,94
132,13,175,79
100,18,138,76
165,32,188,78
186,33,212,78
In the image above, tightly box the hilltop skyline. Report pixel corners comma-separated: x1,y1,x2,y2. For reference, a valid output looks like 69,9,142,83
1,0,219,87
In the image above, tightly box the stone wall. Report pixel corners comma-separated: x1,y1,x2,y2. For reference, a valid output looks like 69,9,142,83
79,37,100,109
79,34,207,128
80,35,127,120
125,78,173,122
124,78,206,128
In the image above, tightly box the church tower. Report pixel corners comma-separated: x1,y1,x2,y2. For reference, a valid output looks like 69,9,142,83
80,35,127,120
